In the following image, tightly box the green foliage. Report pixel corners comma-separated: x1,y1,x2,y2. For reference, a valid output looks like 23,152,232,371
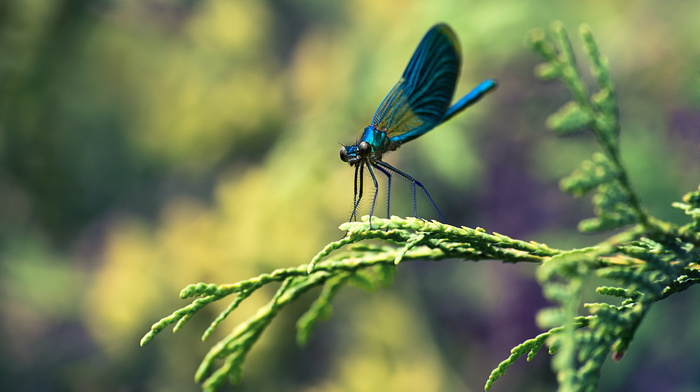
673,185,700,234
533,21,644,234
499,21,700,392
141,216,555,390
140,21,700,392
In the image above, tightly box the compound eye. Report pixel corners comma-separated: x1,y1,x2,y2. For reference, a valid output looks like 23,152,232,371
358,141,370,156
339,147,348,162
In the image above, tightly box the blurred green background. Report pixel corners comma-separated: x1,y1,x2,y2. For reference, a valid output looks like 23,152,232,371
2,0,700,391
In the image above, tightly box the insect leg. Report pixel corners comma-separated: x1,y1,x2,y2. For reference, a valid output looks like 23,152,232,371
350,163,364,222
373,164,392,219
365,163,380,229
375,161,445,223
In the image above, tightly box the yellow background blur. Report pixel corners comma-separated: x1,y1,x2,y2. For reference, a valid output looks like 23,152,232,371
1,1,700,391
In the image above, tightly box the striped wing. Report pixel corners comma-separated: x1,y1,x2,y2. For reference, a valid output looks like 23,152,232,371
372,24,461,144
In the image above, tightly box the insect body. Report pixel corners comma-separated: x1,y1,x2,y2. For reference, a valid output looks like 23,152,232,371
340,23,497,227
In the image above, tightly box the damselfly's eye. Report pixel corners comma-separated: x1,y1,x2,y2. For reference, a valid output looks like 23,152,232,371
358,141,370,156
339,147,348,162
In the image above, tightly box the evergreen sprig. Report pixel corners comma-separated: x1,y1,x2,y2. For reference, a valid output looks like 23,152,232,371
533,22,647,233
141,216,557,391
140,21,700,392
483,21,700,392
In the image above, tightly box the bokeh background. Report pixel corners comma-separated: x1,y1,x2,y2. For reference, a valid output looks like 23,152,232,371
2,1,700,391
